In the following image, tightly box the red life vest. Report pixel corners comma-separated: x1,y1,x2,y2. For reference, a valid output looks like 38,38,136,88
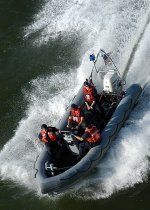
40,130,57,143
40,130,49,143
85,126,101,143
47,131,57,142
70,108,82,123
83,86,95,103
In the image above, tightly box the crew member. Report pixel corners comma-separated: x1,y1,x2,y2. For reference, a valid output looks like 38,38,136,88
72,124,101,160
83,80,97,111
67,104,85,134
38,124,67,162
83,79,105,126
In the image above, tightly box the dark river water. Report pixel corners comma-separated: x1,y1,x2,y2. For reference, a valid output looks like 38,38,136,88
0,0,150,209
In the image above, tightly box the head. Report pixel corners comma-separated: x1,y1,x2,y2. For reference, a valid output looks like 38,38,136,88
86,124,93,129
84,81,90,87
41,124,48,131
71,103,78,109
49,127,56,133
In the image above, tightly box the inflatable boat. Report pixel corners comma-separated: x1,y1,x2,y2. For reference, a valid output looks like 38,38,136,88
34,49,142,194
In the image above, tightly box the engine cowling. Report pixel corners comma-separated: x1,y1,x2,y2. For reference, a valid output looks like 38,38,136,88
103,72,122,94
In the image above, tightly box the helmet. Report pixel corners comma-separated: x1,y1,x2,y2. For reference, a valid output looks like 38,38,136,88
41,124,48,130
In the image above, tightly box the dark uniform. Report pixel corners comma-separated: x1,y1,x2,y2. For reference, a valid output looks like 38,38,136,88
38,125,68,163
73,125,101,160
83,81,104,126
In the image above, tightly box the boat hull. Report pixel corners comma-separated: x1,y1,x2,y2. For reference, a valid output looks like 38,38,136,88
35,84,142,194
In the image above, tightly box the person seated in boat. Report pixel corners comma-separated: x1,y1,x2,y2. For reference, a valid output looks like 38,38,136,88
71,124,101,160
67,103,85,134
38,124,69,163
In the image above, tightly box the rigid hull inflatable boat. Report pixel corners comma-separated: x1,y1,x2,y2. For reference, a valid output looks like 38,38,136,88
34,49,142,194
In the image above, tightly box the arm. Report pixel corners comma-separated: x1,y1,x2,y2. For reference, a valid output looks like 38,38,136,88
78,116,84,127
85,102,91,110
36,133,44,143
76,110,84,127
90,100,96,108
38,133,49,143
73,135,84,141
73,132,90,141
67,116,72,127
38,133,42,140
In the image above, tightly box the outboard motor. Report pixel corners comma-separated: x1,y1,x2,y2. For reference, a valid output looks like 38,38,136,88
103,71,123,95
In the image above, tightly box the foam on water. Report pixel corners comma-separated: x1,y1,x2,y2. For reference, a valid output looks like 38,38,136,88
24,0,150,76
0,0,150,198
126,15,150,87
0,71,79,192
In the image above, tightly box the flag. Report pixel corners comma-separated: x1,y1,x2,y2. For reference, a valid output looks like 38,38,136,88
100,49,112,65
89,53,96,61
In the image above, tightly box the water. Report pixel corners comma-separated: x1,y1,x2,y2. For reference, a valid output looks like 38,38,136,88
0,0,150,209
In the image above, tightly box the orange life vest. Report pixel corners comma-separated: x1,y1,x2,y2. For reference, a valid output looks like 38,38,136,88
40,130,57,143
70,108,82,123
83,86,95,103
85,126,101,143
47,132,57,142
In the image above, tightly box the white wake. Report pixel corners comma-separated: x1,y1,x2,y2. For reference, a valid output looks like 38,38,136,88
0,0,150,198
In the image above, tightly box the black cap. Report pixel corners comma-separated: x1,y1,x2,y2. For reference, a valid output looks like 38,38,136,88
71,103,77,108
84,81,90,87
87,124,93,129
41,124,48,130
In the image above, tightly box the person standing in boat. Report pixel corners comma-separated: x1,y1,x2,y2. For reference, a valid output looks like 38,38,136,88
38,124,68,162
83,79,97,111
83,79,105,125
72,124,101,160
67,103,85,134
